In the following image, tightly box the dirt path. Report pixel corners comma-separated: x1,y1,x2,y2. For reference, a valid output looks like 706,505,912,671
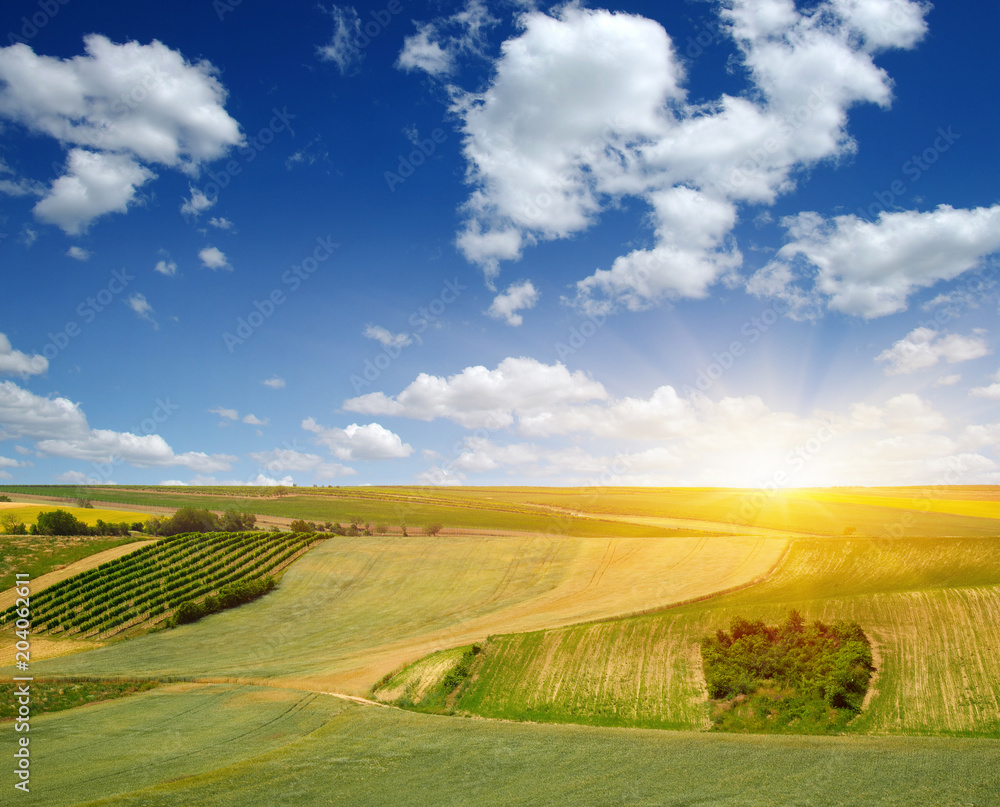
0,540,155,611
534,505,816,539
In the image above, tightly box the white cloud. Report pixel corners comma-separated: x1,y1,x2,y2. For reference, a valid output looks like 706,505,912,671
262,376,286,389
242,414,268,426
180,185,215,218
33,149,155,234
199,246,231,271
0,380,234,472
397,26,453,76
573,188,741,313
66,245,91,261
397,0,496,77
849,393,947,434
209,216,234,230
0,380,87,440
36,430,235,473
971,369,1000,400
302,418,413,461
154,259,177,276
933,374,961,387
441,0,930,308
752,205,1000,318
0,333,47,377
249,447,355,480
0,158,44,197
416,465,465,486
125,293,157,328
55,470,91,484
876,327,991,375
344,357,608,429
209,406,239,421
318,6,364,74
363,324,412,348
0,35,243,233
488,280,539,326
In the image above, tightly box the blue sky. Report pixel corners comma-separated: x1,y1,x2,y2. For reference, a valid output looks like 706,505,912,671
0,0,998,488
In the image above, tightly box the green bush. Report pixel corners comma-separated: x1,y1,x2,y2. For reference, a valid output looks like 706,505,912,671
701,610,874,733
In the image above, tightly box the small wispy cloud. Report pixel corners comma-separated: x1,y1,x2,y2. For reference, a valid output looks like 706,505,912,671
181,186,215,219
126,293,158,328
364,324,412,348
199,246,231,271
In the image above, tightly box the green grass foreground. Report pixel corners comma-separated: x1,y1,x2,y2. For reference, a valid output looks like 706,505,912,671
0,678,160,721
22,684,1000,807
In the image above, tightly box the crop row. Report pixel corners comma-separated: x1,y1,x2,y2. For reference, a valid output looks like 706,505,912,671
1,531,317,638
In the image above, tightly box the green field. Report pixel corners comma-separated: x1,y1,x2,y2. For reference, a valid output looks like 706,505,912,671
0,486,997,805
20,689,1000,807
387,536,1000,737
27,533,786,692
1,532,318,640
0,485,711,537
0,534,139,592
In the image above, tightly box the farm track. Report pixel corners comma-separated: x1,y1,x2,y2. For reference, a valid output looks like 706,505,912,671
0,540,155,611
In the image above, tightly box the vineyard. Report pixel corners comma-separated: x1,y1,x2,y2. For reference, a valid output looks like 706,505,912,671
0,531,319,640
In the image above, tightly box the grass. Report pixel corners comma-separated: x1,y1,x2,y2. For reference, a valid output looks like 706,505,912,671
0,485,996,805
479,486,1000,537
0,678,161,721
412,536,1000,737
0,534,139,591
27,683,350,807
0,531,318,641
27,534,786,694
0,485,713,536
23,691,1000,807
0,503,152,530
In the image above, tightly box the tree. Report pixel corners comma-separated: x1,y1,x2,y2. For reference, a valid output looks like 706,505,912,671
0,513,27,535
158,507,220,536
289,519,315,533
220,508,256,531
423,523,443,536
32,509,92,536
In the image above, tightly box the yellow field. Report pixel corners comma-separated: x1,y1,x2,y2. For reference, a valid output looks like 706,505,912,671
787,489,1000,519
30,533,787,694
0,503,152,529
